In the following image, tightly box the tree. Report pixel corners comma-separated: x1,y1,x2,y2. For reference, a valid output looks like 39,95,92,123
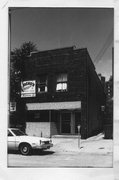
10,41,38,101
9,41,38,129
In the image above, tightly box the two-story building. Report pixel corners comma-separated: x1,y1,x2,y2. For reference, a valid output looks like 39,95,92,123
20,46,106,139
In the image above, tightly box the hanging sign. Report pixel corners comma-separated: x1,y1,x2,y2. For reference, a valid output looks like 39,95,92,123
21,80,36,97
10,102,16,112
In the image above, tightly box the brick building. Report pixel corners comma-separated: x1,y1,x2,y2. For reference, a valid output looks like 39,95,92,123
105,76,113,100
104,76,113,139
20,47,106,139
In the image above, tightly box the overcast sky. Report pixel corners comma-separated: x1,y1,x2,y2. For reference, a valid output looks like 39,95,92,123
10,8,114,80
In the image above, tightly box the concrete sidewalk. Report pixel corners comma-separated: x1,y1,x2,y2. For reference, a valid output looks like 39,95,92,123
51,133,113,154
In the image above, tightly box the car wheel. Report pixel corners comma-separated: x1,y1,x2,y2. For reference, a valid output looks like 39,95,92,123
19,143,31,155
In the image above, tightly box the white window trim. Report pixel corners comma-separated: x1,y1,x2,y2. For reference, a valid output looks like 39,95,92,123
56,74,68,92
37,76,48,93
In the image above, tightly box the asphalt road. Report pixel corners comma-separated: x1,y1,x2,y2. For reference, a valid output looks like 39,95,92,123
8,149,112,168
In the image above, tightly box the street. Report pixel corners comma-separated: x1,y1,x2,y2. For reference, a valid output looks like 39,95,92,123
8,151,112,168
8,150,112,168
8,134,113,168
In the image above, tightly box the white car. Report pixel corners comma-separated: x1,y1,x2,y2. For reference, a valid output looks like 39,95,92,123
8,128,53,155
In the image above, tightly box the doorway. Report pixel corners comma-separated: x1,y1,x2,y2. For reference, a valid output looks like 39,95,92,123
60,112,71,134
60,111,81,134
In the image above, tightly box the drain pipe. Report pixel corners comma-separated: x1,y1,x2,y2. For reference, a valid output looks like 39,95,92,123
49,110,51,138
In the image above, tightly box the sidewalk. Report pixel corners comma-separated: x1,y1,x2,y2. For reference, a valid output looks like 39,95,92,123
51,133,113,154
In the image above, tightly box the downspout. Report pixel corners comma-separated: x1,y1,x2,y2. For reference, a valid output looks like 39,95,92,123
49,110,51,138
86,51,89,138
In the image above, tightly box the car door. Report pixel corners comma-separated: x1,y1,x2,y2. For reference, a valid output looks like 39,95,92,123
8,130,16,150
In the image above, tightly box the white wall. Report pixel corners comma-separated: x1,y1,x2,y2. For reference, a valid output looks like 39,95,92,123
51,122,58,135
26,122,50,137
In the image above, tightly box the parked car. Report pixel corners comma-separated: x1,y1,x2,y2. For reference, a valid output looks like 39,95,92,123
8,128,53,155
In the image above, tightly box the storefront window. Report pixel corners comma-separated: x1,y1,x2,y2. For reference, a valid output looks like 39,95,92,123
27,111,49,122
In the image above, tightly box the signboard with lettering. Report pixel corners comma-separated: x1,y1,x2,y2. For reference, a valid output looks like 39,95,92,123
21,80,36,97
10,102,16,112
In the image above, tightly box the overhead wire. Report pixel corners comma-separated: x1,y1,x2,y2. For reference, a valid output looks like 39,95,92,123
94,29,113,64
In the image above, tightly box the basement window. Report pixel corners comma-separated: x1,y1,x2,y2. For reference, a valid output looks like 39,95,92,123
56,73,67,92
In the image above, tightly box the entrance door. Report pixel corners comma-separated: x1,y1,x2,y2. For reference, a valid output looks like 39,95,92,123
61,112,71,134
60,111,81,134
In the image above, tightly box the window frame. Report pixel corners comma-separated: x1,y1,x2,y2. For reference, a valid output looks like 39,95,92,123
56,73,68,92
37,75,48,93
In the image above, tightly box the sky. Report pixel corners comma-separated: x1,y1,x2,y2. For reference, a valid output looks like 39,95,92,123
10,8,114,80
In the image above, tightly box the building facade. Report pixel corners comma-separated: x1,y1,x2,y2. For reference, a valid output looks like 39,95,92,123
105,76,113,100
20,47,105,139
104,76,113,138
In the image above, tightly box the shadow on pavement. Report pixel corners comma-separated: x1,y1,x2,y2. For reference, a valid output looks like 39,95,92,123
32,149,55,156
8,149,55,156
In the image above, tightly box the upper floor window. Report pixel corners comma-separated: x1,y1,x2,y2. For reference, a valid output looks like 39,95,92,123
56,73,67,92
37,75,48,93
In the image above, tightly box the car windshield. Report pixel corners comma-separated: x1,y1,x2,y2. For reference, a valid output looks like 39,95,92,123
12,129,27,136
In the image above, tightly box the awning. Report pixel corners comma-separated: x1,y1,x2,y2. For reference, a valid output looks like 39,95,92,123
26,101,81,110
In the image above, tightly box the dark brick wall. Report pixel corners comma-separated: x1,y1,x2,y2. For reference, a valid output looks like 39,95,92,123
24,48,87,104
22,47,105,138
86,52,106,137
24,47,88,138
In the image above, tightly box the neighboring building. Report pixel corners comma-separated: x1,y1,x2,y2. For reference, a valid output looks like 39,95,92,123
105,76,113,100
104,76,113,139
98,74,106,89
19,46,106,139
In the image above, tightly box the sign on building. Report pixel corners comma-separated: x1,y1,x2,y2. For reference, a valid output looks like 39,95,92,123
10,102,16,112
21,80,36,98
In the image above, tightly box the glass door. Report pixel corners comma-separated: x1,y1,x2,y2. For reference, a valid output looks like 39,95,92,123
61,112,71,134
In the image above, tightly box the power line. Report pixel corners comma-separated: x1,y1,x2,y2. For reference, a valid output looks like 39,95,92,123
94,29,113,64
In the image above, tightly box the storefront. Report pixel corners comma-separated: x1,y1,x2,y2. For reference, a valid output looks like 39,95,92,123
26,101,81,137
